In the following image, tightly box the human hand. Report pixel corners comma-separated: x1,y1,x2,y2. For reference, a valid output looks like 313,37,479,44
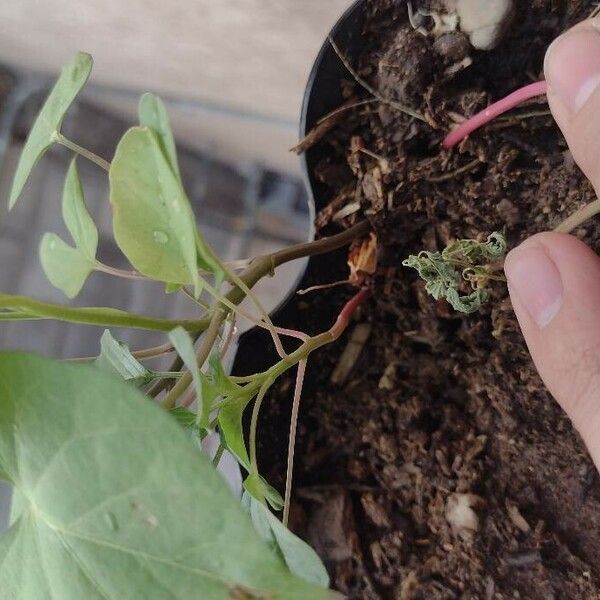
505,19,600,469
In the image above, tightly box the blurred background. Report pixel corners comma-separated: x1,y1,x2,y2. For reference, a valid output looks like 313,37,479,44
0,0,354,356
0,0,353,524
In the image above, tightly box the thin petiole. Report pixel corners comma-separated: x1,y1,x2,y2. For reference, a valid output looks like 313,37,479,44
95,262,147,281
55,133,111,171
283,359,307,527
249,378,274,475
212,444,226,468
67,341,175,363
555,199,600,234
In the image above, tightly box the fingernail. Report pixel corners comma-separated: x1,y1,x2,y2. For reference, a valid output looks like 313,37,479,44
545,23,600,112
505,246,564,328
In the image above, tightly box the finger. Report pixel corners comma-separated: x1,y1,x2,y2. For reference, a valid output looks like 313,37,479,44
504,232,600,468
544,18,600,193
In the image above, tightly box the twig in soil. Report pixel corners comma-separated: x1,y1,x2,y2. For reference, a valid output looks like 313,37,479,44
425,158,482,183
292,99,378,155
555,198,600,234
328,36,426,123
496,108,552,123
443,81,548,148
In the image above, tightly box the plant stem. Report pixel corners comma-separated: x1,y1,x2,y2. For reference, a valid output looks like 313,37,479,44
249,379,274,475
68,341,175,363
149,220,371,396
56,134,111,171
212,443,225,468
162,308,226,409
283,359,306,527
245,289,370,479
443,81,548,148
0,293,205,333
555,199,600,234
95,262,147,281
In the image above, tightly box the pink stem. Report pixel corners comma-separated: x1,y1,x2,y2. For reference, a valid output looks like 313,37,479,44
283,359,307,527
442,80,548,149
332,288,370,335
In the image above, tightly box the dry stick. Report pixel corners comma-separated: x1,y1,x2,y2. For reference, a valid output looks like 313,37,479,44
426,158,482,183
327,36,426,122
292,98,378,155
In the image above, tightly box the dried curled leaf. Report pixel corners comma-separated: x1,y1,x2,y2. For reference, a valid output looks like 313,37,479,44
348,233,378,286
402,232,507,314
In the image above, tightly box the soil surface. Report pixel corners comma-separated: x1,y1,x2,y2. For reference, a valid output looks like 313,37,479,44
236,1,600,598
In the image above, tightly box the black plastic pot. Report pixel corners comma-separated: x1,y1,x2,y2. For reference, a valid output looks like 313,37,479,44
299,0,367,214
232,0,369,435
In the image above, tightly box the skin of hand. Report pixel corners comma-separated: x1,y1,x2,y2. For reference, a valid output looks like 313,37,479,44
504,18,600,470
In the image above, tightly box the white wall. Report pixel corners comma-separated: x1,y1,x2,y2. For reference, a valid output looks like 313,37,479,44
0,0,354,171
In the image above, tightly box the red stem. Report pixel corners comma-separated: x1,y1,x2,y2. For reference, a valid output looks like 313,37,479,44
442,80,548,149
332,288,370,335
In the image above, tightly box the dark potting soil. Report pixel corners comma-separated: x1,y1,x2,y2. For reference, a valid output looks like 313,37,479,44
235,1,600,597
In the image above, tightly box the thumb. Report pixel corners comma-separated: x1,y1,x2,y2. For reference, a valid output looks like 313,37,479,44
505,22,600,468
505,233,600,468
544,19,600,191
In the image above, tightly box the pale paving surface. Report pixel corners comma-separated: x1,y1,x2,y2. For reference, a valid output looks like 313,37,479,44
0,0,355,171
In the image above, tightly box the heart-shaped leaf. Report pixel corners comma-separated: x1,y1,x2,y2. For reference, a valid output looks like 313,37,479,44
109,127,209,290
138,93,180,181
0,353,331,599
9,52,93,208
39,159,98,298
39,234,95,299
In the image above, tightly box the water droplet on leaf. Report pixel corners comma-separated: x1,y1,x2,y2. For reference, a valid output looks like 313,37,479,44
152,230,169,244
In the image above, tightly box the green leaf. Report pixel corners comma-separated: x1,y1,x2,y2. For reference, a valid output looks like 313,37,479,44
9,52,93,208
165,283,182,294
138,93,180,181
109,126,208,291
62,159,98,260
39,159,98,298
39,233,95,299
219,396,252,470
0,353,331,599
94,329,153,386
168,327,213,429
244,495,330,588
243,473,284,511
169,406,197,430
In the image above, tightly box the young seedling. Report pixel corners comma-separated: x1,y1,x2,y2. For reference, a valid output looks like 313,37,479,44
403,233,507,314
0,52,372,598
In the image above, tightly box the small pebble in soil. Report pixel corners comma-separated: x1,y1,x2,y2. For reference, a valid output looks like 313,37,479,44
433,31,471,62
456,0,514,50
